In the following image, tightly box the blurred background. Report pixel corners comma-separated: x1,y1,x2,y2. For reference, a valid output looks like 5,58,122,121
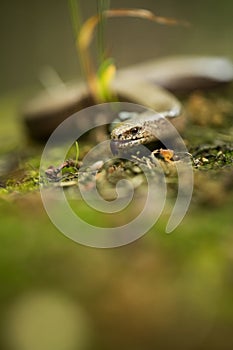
0,1,233,350
1,0,233,94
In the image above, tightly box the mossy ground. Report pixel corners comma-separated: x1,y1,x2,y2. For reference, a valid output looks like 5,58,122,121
1,85,233,200
0,85,233,349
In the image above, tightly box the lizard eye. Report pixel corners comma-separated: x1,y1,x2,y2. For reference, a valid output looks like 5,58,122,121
131,127,140,135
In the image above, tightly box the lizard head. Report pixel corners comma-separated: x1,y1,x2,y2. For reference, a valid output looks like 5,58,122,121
110,122,155,154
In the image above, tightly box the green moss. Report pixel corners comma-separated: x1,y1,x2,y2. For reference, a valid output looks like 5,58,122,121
1,168,40,195
191,145,233,170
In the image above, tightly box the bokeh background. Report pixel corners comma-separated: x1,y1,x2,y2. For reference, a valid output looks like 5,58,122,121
1,0,233,94
0,1,233,350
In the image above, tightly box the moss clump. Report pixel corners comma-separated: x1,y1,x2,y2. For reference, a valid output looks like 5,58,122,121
0,169,40,195
191,145,233,170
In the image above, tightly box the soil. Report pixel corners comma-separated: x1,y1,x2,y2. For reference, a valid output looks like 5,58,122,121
0,83,233,206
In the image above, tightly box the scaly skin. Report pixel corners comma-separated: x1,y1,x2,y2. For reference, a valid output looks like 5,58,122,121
110,108,181,154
